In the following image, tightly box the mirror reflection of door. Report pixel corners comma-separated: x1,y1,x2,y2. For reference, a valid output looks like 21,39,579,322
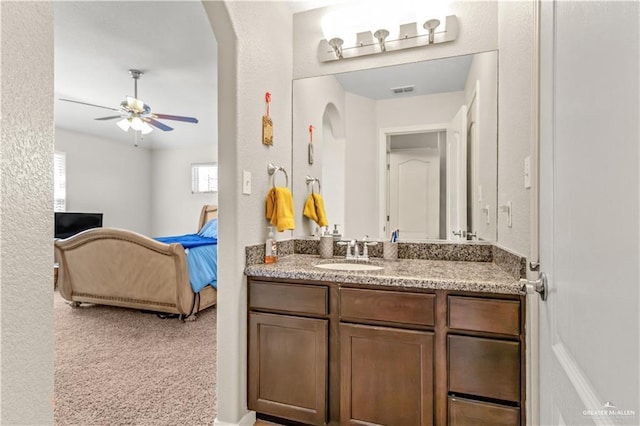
446,105,468,241
467,120,477,238
386,104,468,242
388,146,440,240
387,132,442,240
466,85,480,240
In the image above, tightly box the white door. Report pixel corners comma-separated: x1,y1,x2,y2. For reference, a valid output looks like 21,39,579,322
446,105,467,241
388,149,439,240
538,2,639,425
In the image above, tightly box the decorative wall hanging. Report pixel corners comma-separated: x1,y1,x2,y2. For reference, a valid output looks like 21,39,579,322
308,125,314,164
262,92,273,146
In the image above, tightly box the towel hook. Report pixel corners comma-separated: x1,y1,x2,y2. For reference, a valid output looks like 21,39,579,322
267,163,289,188
305,175,321,193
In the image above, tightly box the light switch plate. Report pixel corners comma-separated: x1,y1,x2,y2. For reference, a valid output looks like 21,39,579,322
242,171,251,195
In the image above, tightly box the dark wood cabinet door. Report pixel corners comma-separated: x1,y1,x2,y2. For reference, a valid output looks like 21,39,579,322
340,323,434,426
249,312,328,425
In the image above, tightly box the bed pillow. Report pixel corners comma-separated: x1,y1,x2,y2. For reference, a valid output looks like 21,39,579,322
198,218,218,239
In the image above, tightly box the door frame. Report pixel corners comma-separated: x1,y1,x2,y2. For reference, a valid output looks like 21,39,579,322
378,124,448,240
527,1,542,425
466,82,480,238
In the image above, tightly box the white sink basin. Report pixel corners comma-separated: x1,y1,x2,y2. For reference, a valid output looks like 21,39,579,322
314,263,384,272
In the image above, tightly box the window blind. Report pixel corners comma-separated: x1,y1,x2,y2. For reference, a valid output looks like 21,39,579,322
54,151,66,212
191,163,218,193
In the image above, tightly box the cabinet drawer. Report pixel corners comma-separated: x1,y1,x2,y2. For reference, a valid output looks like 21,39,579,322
249,281,328,316
449,396,520,425
448,335,520,403
448,296,520,335
340,288,435,326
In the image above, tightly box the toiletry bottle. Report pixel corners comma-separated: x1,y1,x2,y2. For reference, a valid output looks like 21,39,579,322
265,226,277,264
332,224,342,241
319,228,334,259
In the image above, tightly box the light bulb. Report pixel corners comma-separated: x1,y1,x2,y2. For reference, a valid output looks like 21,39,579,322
116,118,131,132
328,38,344,59
130,116,144,131
140,121,153,135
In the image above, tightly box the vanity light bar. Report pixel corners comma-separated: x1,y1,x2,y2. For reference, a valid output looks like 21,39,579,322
318,15,458,62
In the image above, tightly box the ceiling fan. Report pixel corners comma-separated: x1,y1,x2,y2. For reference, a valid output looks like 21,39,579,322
59,69,199,136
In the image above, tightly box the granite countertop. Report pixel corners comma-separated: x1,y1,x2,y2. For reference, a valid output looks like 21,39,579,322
245,254,524,295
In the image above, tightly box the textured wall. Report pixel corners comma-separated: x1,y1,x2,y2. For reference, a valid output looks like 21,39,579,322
203,1,293,424
55,128,153,235
497,1,535,257
0,2,55,424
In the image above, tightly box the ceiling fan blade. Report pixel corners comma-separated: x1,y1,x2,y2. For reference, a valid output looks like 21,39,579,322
94,115,123,121
147,118,174,131
153,113,199,124
59,98,119,111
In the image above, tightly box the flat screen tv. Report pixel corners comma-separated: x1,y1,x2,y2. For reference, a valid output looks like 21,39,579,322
54,212,103,239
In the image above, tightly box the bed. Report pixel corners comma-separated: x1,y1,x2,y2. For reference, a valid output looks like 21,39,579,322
54,205,218,319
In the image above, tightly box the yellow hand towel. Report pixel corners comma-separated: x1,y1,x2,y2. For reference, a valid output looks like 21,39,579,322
303,193,328,228
265,187,296,232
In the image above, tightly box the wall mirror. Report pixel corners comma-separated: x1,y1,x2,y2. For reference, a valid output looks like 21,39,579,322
292,51,498,243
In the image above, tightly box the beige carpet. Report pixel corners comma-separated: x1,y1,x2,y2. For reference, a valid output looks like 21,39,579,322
54,292,217,425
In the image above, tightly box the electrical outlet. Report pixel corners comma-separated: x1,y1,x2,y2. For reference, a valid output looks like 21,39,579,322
242,171,251,195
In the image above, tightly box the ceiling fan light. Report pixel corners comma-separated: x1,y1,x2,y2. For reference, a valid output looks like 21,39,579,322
130,116,144,131
140,121,153,135
116,118,131,132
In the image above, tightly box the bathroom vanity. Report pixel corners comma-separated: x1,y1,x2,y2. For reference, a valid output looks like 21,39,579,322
245,248,526,426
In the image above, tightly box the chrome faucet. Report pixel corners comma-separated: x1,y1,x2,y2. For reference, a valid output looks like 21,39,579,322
338,236,378,261
348,239,359,259
360,235,377,261
337,240,355,259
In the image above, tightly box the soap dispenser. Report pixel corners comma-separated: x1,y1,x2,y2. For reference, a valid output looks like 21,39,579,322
265,226,277,264
331,224,342,241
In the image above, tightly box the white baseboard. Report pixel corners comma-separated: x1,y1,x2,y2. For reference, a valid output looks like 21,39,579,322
214,410,256,426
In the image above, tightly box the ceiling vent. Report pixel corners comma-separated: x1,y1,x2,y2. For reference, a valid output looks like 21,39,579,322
391,85,415,94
